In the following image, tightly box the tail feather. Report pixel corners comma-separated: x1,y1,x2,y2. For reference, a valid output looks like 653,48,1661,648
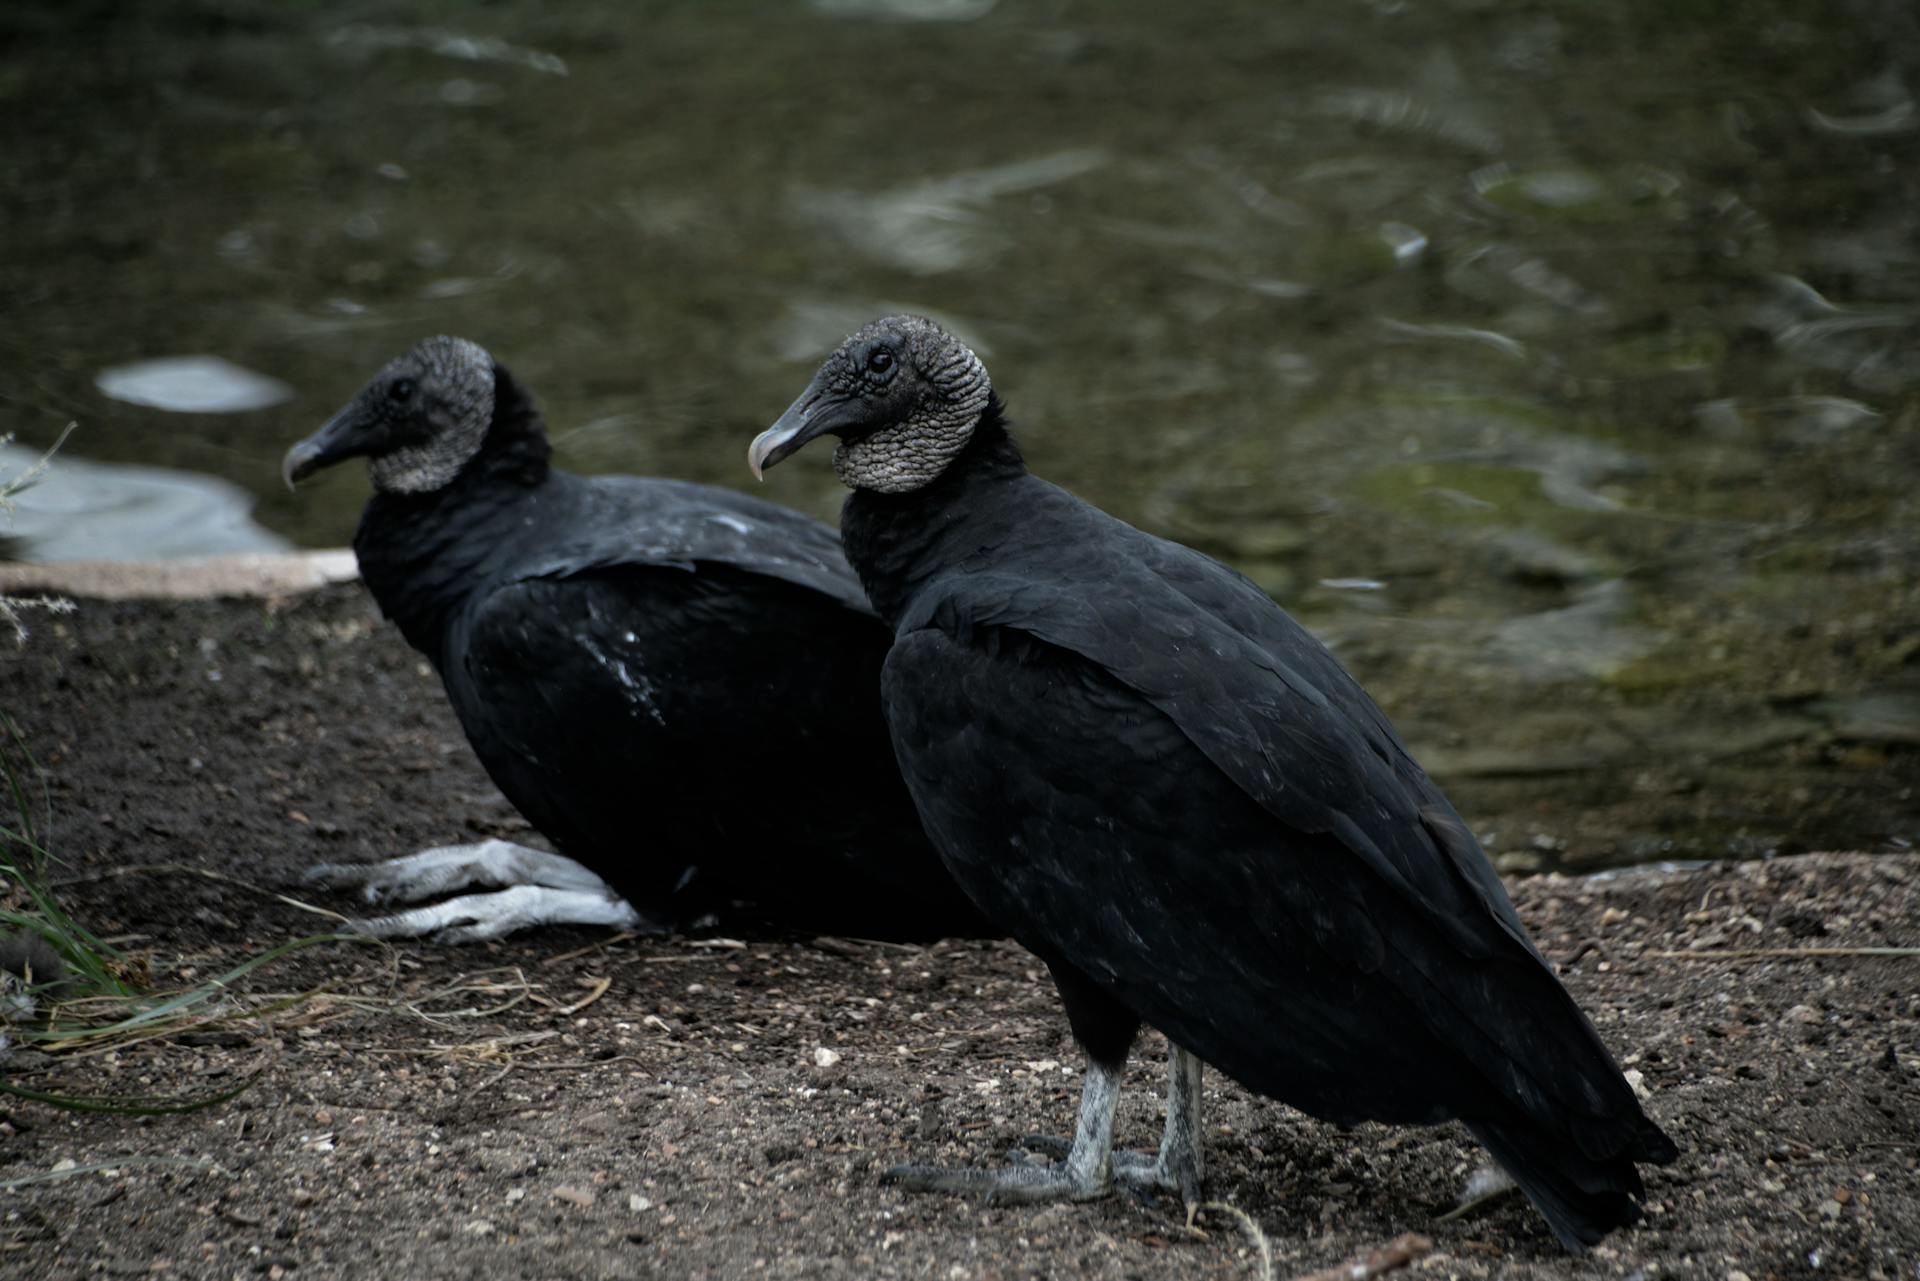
1467,1113,1675,1253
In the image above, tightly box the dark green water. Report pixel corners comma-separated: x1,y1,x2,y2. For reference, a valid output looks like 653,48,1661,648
3,0,1917,866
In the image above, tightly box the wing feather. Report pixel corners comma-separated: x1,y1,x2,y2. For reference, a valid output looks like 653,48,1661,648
518,475,874,615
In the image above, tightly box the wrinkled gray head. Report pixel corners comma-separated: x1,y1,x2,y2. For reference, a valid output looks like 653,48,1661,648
283,336,496,494
747,315,991,494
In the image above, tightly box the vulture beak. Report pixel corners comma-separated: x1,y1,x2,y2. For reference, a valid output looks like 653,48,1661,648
748,380,869,480
282,405,373,490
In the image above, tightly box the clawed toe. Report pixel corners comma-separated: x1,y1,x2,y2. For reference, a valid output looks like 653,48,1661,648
885,1052,1208,1217
303,862,383,898
1111,1150,1198,1211
314,885,645,941
1014,1135,1073,1159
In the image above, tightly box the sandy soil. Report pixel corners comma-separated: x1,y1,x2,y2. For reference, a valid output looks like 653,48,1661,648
0,583,1915,1280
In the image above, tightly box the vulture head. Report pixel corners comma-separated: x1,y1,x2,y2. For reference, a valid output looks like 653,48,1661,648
749,315,991,494
284,336,502,494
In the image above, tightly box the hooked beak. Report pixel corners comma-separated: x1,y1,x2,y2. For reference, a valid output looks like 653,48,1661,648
282,405,371,490
747,381,871,481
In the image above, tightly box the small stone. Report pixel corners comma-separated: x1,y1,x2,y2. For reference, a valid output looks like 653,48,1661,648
1818,1198,1843,1220
551,1185,595,1209
629,1194,653,1213
473,1147,538,1178
463,1219,494,1236
1729,1271,1752,1281
1786,1004,1821,1025
1623,1069,1651,1101
813,1047,842,1068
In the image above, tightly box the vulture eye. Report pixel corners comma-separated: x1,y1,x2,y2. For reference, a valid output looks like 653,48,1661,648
388,377,416,403
866,349,894,376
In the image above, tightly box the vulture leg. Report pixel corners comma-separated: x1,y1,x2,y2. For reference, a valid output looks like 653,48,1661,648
341,883,652,943
883,1057,1123,1203
1139,1043,1206,1207
305,838,613,905
1016,1045,1205,1208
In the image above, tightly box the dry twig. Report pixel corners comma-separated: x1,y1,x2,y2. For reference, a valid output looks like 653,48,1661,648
556,975,610,1015
540,932,637,967
1194,1202,1274,1281
1287,1233,1433,1281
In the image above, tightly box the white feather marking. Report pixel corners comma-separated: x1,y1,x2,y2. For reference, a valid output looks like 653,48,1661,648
580,635,667,726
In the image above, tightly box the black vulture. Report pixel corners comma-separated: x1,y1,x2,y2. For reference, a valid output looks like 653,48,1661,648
283,336,991,943
747,315,1677,1250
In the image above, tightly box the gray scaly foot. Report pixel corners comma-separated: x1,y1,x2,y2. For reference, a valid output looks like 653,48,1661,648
304,838,613,905
342,884,649,943
883,1046,1210,1209
884,1058,1123,1204
305,839,657,941
1012,1045,1205,1209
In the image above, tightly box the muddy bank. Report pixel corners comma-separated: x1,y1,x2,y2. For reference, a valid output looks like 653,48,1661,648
0,584,1914,1279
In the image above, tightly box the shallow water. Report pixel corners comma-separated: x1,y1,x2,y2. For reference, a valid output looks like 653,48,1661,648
2,0,1916,865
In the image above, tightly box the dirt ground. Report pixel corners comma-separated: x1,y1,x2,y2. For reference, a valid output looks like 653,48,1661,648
0,583,1915,1281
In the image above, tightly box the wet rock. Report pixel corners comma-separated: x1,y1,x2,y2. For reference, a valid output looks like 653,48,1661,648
95,356,293,413
0,442,293,562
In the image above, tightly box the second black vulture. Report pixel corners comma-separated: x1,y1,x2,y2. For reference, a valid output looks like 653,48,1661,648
748,315,1677,1250
284,336,991,943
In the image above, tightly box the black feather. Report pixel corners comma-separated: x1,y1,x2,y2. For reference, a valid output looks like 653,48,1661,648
842,404,1676,1249
345,363,991,941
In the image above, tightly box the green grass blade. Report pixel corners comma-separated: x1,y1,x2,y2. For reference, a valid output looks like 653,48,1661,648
0,1066,266,1115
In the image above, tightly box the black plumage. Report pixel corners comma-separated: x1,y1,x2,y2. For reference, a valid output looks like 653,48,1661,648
749,315,1676,1250
284,336,990,942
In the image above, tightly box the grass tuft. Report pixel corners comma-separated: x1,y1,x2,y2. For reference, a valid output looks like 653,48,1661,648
0,715,341,1113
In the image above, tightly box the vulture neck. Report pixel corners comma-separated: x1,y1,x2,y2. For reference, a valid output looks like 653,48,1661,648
353,366,554,664
839,395,1028,629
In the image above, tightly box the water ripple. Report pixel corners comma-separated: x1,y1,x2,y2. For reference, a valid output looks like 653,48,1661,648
328,25,569,75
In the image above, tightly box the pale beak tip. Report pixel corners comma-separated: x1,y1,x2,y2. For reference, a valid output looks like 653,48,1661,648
280,449,307,493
